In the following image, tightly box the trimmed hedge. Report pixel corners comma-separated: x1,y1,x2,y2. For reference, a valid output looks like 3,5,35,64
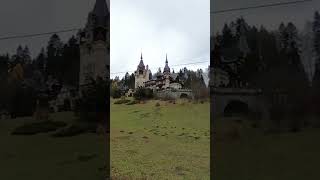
133,87,153,100
52,123,97,137
126,100,139,105
114,99,131,104
12,121,67,135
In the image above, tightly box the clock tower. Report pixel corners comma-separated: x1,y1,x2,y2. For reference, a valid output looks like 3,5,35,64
78,0,110,92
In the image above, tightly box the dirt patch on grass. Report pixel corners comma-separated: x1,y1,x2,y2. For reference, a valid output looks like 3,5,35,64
116,136,131,140
126,150,138,155
140,113,150,118
174,166,189,176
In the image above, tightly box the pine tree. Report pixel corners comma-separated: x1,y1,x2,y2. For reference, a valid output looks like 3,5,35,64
277,22,287,51
124,72,130,88
46,34,64,80
62,36,80,86
300,21,316,85
313,11,320,87
23,46,31,64
129,73,135,89
237,19,250,57
35,48,46,73
12,45,24,65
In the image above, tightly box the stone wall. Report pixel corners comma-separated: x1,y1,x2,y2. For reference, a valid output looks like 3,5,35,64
169,83,182,89
155,89,193,100
212,88,270,122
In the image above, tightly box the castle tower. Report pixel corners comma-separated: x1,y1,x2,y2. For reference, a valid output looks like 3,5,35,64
163,54,171,88
78,0,110,92
134,53,150,88
163,54,170,74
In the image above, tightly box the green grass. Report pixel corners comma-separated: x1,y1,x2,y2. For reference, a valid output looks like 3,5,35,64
213,117,320,180
0,112,106,180
111,98,210,179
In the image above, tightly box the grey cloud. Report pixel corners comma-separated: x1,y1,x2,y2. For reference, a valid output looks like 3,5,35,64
0,0,208,78
212,0,318,34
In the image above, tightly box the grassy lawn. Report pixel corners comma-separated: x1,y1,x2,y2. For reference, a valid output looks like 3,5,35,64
0,112,107,180
213,117,320,180
5,100,318,179
111,98,210,179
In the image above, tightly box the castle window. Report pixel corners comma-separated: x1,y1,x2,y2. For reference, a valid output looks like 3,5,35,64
94,28,106,41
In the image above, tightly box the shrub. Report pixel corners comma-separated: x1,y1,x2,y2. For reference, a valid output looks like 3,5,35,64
76,77,108,124
111,87,122,99
180,93,189,99
52,123,96,137
114,99,131,104
161,96,175,101
133,87,153,100
12,120,67,135
167,100,176,104
126,100,138,105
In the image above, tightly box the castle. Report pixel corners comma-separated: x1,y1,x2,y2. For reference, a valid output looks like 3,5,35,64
78,0,110,92
134,54,183,91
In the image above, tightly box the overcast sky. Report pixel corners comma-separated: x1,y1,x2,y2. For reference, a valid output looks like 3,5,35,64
212,0,318,34
2,0,317,78
111,0,210,78
0,0,106,57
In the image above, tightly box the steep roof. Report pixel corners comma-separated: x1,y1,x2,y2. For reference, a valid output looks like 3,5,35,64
91,0,109,28
163,54,170,73
170,73,178,80
138,60,145,70
93,0,109,17
137,53,145,70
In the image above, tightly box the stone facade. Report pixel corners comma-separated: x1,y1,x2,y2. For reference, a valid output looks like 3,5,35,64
78,0,109,93
155,89,194,100
169,83,182,89
134,53,151,88
134,54,183,92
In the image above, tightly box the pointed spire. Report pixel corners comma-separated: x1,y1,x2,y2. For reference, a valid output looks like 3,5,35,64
138,52,145,70
93,0,109,16
89,0,109,28
166,53,168,63
163,53,170,73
